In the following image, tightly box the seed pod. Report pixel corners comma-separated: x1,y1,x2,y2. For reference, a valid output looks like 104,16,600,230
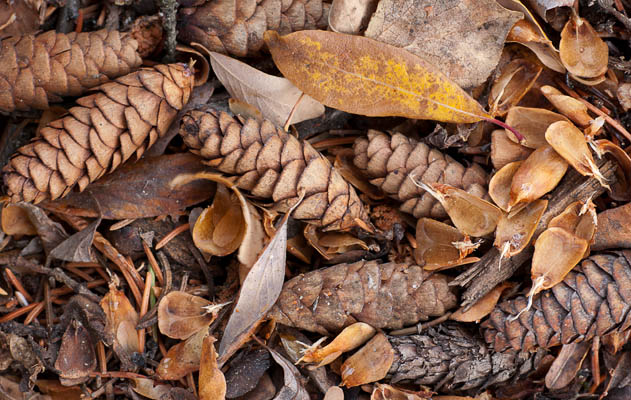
268,259,457,335
3,64,194,203
0,30,145,113
509,145,568,210
489,160,522,211
415,218,479,270
545,120,609,189
540,85,591,127
505,106,569,148
488,59,542,117
179,108,370,231
483,251,631,352
491,129,533,170
494,199,547,258
353,130,488,219
559,13,608,79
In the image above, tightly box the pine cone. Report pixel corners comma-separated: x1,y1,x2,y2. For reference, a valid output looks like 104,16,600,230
3,64,194,203
353,130,489,219
482,250,631,352
268,260,457,335
177,0,329,57
179,108,371,231
388,323,545,392
0,30,144,113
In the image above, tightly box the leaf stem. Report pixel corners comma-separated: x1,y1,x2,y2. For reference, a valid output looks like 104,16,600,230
481,116,525,144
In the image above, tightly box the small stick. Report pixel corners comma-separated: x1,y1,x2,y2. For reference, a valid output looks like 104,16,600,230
4,268,33,303
155,223,189,250
142,241,164,287
137,268,154,354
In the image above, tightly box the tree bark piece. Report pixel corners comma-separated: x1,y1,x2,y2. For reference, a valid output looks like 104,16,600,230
0,30,144,113
482,250,631,352
3,64,195,203
268,259,457,335
388,323,545,391
353,130,488,219
179,108,371,231
177,0,329,57
452,161,617,310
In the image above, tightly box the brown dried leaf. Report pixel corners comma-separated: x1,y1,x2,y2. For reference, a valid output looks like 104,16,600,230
41,154,215,220
489,59,543,117
1,204,36,236
544,341,590,390
545,121,608,188
14,203,68,254
268,346,310,399
209,51,325,127
540,85,591,127
364,0,522,89
451,282,513,322
264,30,490,123
329,0,377,34
199,336,226,400
48,218,100,263
505,106,569,148
217,206,293,362
560,14,608,79
300,323,376,366
131,378,172,400
156,328,207,380
509,145,568,210
491,129,533,170
419,183,502,237
489,161,523,211
158,291,222,340
100,282,140,368
341,333,394,387
505,18,565,73
494,199,548,257
414,218,479,270
54,321,96,386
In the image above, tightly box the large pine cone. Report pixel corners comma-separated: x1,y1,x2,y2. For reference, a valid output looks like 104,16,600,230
268,260,457,335
0,30,143,113
353,130,489,219
483,250,631,352
3,64,195,203
179,108,371,231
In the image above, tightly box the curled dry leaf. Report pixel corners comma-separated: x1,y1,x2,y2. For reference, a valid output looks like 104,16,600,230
1,203,36,236
100,282,140,369
489,59,543,117
559,13,608,79
491,129,533,170
131,378,172,400
505,106,569,148
509,145,568,211
266,346,310,399
546,121,608,188
418,183,502,237
451,282,513,322
494,199,548,258
264,30,490,124
299,322,376,366
489,161,522,211
208,51,325,127
540,85,591,127
156,328,207,380
157,291,223,340
505,18,565,73
414,218,480,270
341,333,394,387
364,0,522,89
199,336,226,400
304,224,370,260
594,139,631,201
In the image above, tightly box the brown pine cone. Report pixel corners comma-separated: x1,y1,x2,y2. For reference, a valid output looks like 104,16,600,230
268,260,457,335
179,108,371,231
177,0,329,57
482,250,631,352
0,30,145,113
3,64,194,203
388,323,545,392
353,130,489,219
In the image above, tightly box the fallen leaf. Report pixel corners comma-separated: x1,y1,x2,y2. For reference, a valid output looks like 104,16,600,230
100,281,140,370
267,346,310,400
209,51,325,127
55,321,96,386
264,30,490,124
156,328,207,380
560,13,608,79
341,333,394,387
504,106,569,148
41,154,215,220
299,323,376,366
451,282,513,322
1,203,37,236
217,203,295,363
199,336,226,400
48,218,100,263
364,0,522,89
224,349,271,398
505,18,565,73
14,203,68,255
329,0,377,34
544,341,590,390
158,291,223,340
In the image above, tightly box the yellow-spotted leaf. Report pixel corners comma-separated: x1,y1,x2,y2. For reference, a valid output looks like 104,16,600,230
263,30,490,124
